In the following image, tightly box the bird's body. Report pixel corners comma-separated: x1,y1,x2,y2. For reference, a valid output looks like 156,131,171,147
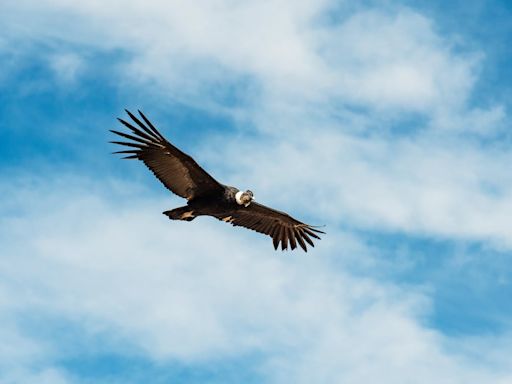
164,185,240,222
111,110,324,251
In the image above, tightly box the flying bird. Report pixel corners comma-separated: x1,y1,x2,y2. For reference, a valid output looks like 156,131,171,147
111,110,324,251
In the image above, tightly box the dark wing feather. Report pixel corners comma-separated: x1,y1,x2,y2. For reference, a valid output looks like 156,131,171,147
111,110,224,200
214,202,324,252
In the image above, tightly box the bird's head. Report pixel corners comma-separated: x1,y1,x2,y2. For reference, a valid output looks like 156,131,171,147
236,190,254,207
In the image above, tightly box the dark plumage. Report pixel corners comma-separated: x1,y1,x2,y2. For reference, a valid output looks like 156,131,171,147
111,110,324,251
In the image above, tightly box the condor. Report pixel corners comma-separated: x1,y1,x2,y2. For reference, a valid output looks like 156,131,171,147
111,110,324,251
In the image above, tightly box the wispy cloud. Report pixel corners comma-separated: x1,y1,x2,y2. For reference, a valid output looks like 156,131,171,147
215,129,512,248
1,0,511,382
0,1,493,115
1,176,511,383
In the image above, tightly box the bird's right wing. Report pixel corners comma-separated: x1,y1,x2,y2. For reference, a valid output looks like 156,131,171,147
214,202,324,252
111,110,224,200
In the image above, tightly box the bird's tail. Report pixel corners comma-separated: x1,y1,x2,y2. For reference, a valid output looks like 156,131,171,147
163,206,197,221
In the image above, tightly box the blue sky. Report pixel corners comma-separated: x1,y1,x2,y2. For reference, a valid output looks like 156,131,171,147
1,1,512,383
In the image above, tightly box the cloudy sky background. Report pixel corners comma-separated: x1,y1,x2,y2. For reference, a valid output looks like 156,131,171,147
1,0,512,382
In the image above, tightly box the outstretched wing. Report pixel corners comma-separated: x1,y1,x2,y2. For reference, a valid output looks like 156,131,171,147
215,202,324,252
111,110,224,200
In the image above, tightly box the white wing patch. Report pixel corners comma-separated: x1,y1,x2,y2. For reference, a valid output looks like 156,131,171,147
222,216,234,223
179,210,195,219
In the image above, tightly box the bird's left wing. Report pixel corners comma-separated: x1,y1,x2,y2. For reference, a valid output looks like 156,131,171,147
111,110,224,200
214,202,324,252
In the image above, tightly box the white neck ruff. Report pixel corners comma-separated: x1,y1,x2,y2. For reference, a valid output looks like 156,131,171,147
235,191,250,207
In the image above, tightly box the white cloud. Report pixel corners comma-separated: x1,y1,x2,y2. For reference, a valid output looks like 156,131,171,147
1,0,511,381
0,1,493,119
213,129,512,249
1,176,511,382
317,9,478,113
2,0,505,250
